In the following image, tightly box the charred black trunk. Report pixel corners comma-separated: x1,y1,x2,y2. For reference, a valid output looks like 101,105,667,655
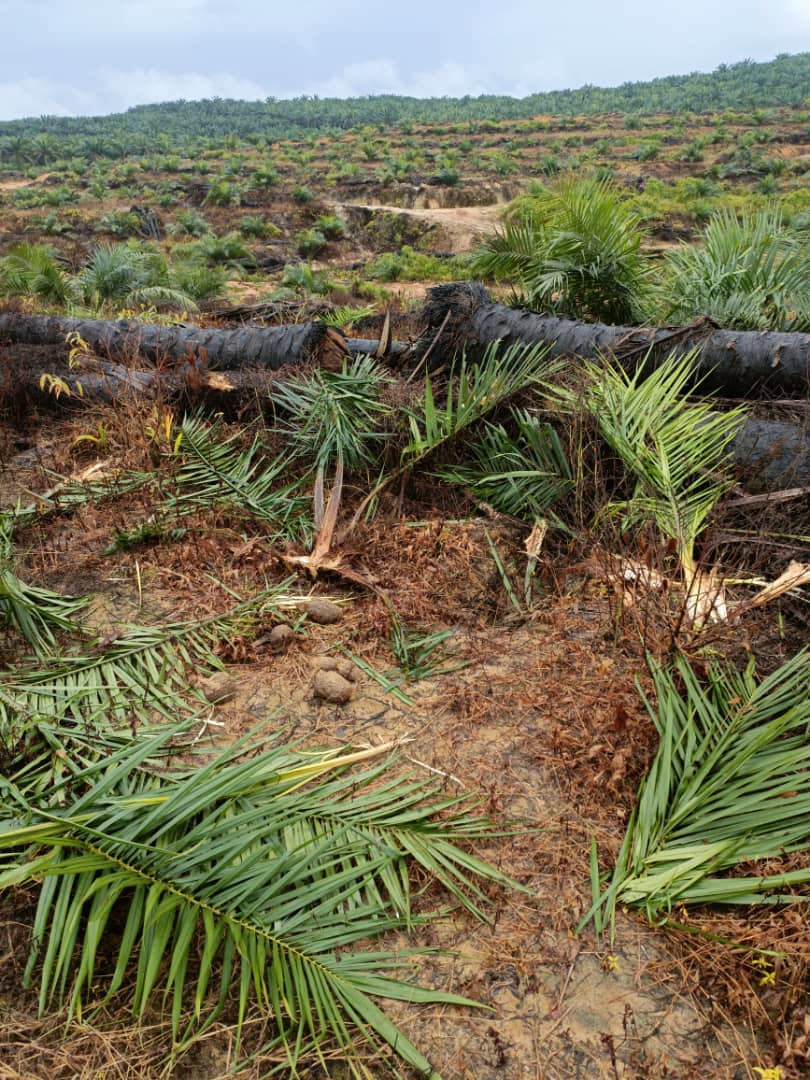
0,350,288,419
414,283,810,398
4,302,810,495
730,415,810,492
0,313,349,372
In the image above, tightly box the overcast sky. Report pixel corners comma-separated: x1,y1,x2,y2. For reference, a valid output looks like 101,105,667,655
1,0,808,121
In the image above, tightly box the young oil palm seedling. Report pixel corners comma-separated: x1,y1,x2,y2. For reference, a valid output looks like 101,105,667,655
169,262,227,303
168,209,211,237
472,176,651,324
0,241,76,306
278,261,332,296
191,231,255,270
80,242,196,311
584,650,810,942
661,207,810,331
559,351,746,591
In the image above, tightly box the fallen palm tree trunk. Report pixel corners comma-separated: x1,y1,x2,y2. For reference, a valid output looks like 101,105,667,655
0,313,349,371
413,283,810,397
4,306,810,493
346,337,409,359
5,353,810,493
0,353,292,417
730,416,810,492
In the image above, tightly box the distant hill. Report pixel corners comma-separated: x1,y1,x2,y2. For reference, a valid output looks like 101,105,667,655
1,52,808,147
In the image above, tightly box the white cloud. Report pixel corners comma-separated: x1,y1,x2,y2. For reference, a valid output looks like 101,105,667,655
0,1,807,122
283,59,491,100
787,0,810,27
98,69,270,108
0,78,98,121
0,70,271,121
0,61,496,122
8,0,362,45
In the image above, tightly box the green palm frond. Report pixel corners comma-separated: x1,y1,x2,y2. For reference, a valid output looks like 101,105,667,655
0,699,185,811
586,651,810,941
269,354,393,473
80,241,150,304
320,303,377,330
436,407,573,522
126,283,198,311
348,341,559,531
472,215,544,290
564,351,746,577
79,242,196,311
0,582,301,730
0,512,88,656
404,341,557,463
167,415,311,540
8,469,157,533
0,241,75,305
385,594,460,683
0,727,518,1077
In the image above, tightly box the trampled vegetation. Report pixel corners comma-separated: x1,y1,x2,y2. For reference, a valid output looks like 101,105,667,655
2,52,810,1080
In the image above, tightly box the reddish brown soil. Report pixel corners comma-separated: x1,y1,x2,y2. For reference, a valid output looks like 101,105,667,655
2,387,809,1078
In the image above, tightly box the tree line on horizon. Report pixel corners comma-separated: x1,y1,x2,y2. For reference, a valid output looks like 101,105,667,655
0,52,808,160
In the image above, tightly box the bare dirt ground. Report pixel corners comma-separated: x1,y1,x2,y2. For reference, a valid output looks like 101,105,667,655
0,171,53,191
332,201,505,253
2,400,806,1079
178,613,752,1080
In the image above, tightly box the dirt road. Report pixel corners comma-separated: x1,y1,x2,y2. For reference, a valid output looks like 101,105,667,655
333,199,504,252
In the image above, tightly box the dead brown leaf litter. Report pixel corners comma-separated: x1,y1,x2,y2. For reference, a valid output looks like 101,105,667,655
2,385,809,1080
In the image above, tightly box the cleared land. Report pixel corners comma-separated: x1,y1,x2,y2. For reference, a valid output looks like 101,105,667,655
2,93,810,1080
